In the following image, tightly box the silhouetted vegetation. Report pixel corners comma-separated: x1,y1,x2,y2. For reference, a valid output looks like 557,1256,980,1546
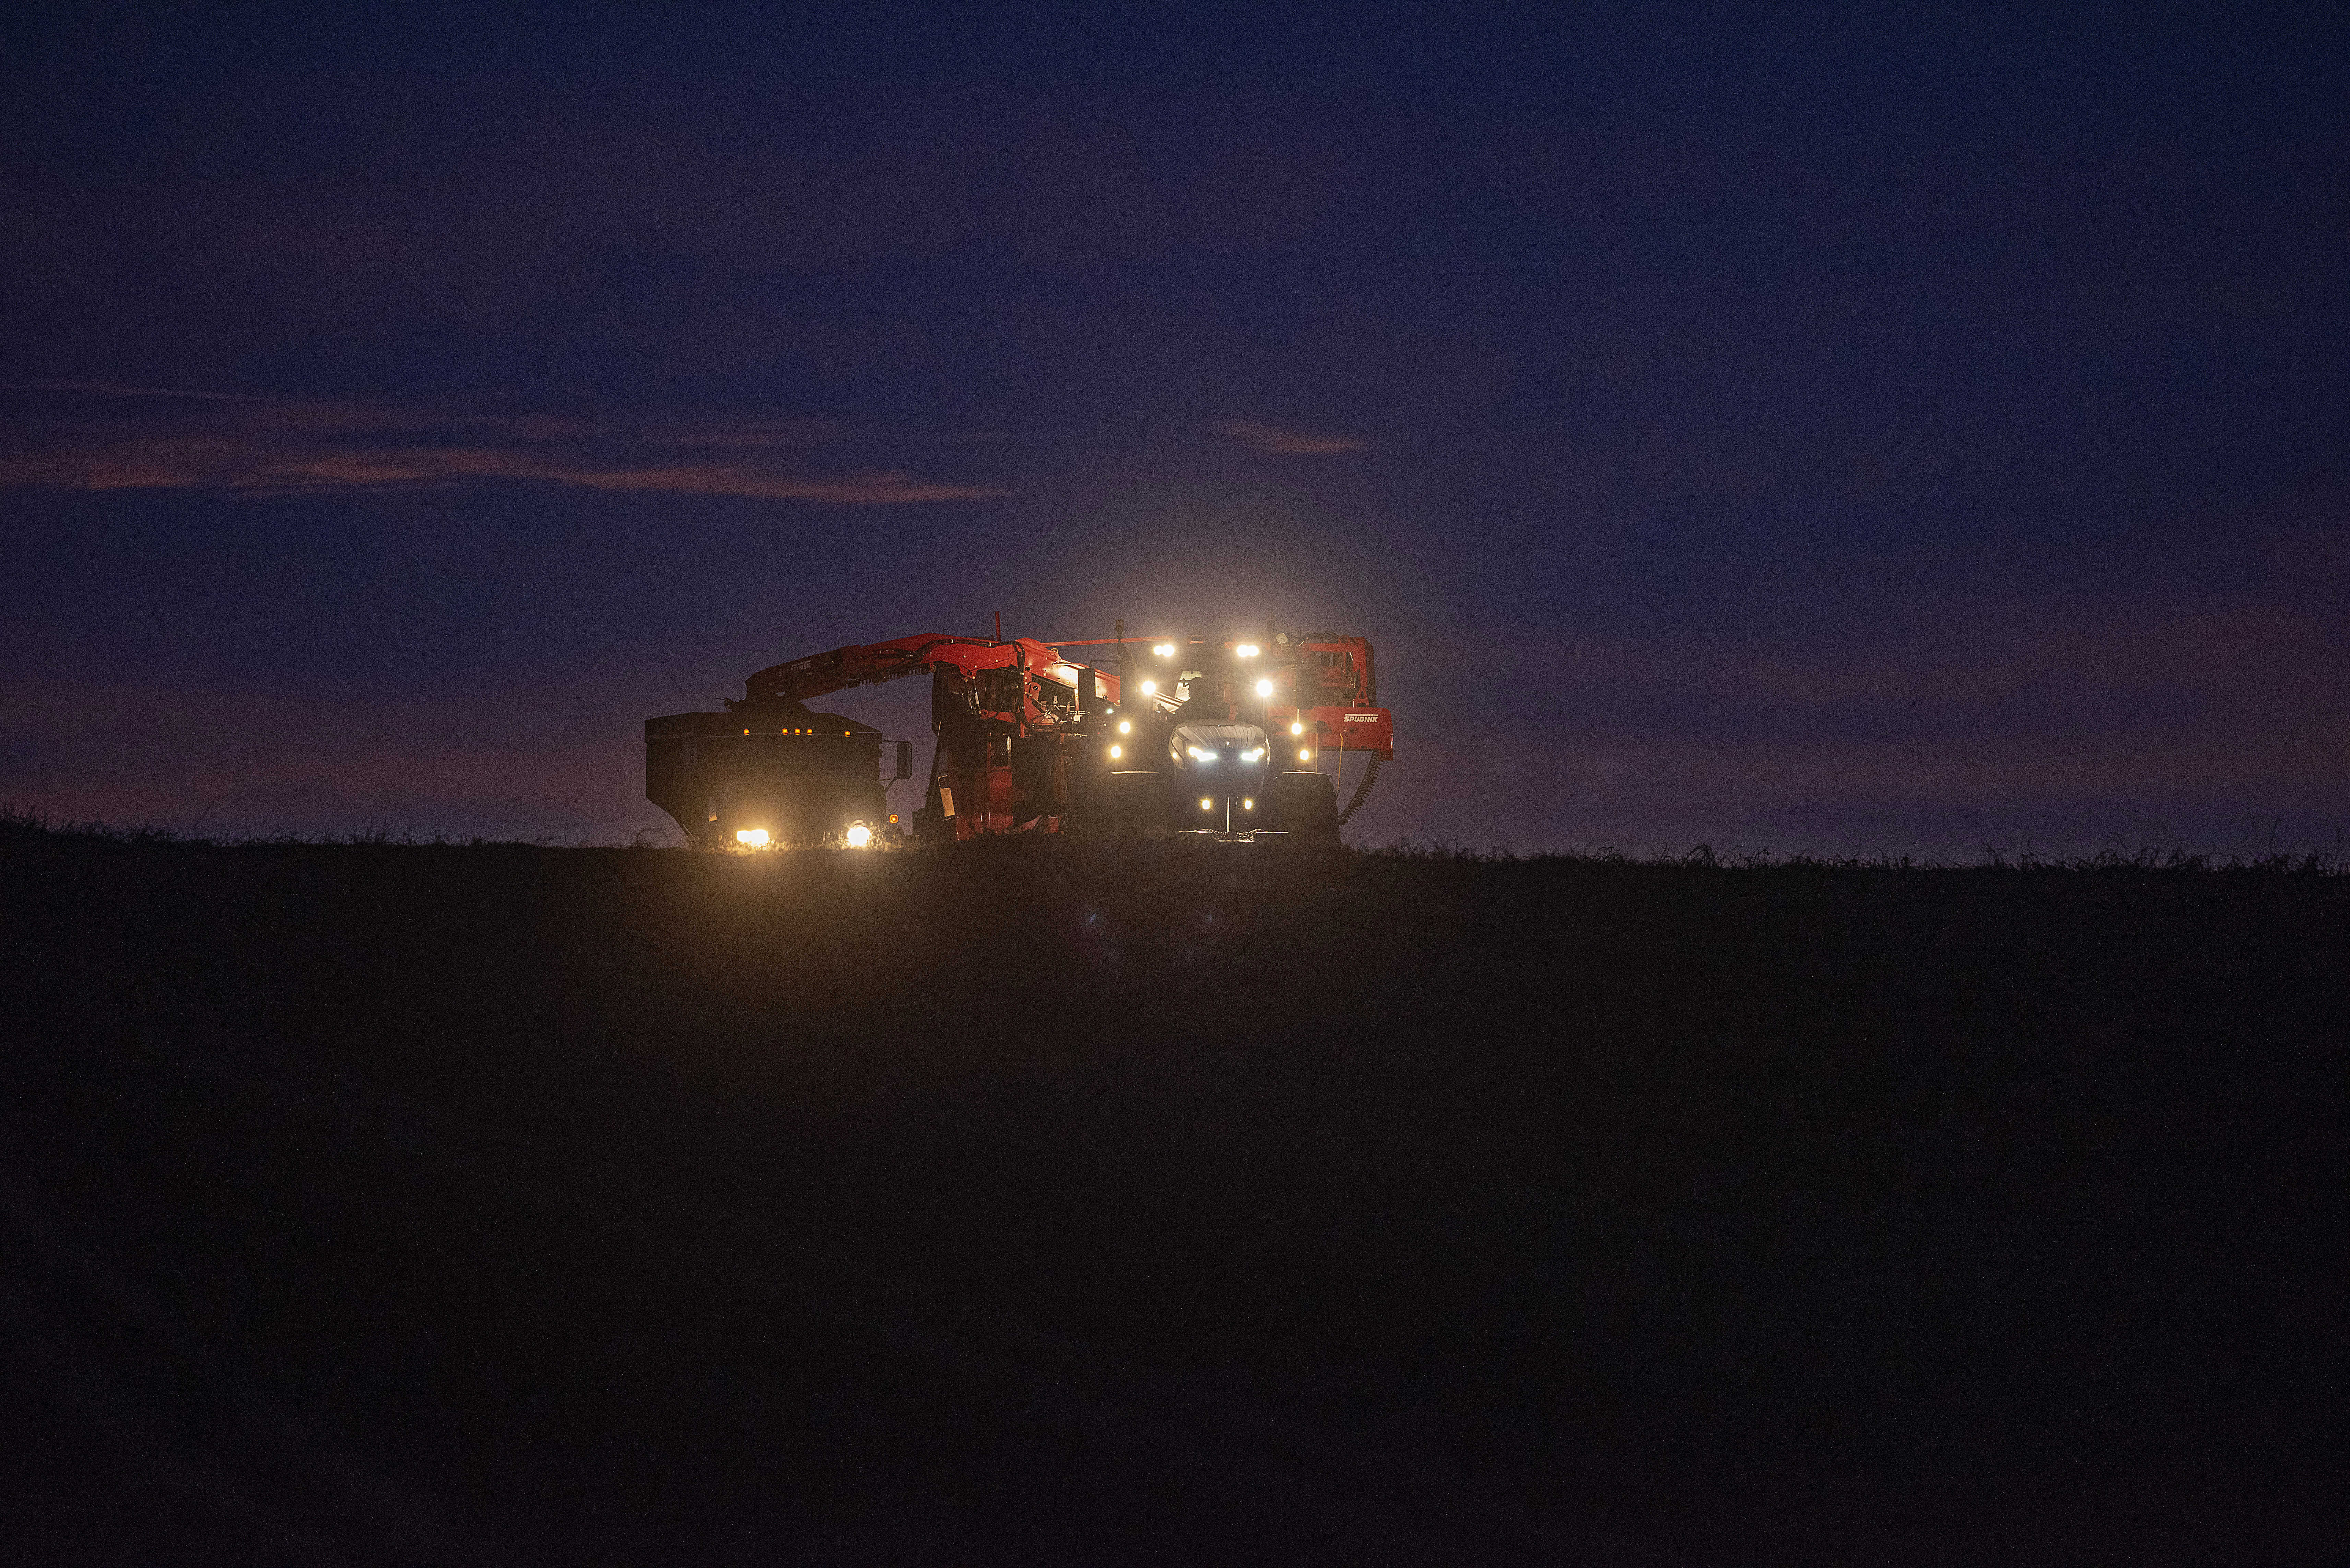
4,809,2345,1564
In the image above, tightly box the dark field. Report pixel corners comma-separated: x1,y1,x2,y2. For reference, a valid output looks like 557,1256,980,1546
3,820,2345,1566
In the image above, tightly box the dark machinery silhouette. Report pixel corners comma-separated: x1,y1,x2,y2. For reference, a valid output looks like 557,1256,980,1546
644,621,1394,847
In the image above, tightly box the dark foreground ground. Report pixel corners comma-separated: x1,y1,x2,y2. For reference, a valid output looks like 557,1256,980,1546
2,821,2345,1567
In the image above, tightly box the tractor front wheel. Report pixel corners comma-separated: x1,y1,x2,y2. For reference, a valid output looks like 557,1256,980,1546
1272,771,1340,848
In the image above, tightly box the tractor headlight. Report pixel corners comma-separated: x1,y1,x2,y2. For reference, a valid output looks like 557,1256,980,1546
844,823,872,848
1200,797,1213,810
1237,643,1259,657
1108,744,1121,759
735,828,770,848
1290,721,1304,735
1254,678,1274,697
1117,719,1131,734
1140,680,1156,696
1243,798,1254,810
1153,643,1175,657
1300,748,1313,761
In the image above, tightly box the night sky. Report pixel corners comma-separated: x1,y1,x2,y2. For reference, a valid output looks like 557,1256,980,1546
4,5,2344,855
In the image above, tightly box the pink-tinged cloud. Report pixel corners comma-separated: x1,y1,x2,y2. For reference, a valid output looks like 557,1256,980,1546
1209,419,1372,455
1511,596,2350,808
0,388,1009,504
0,380,277,402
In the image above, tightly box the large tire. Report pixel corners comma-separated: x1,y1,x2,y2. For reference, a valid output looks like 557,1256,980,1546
1108,771,1168,837
1272,771,1340,847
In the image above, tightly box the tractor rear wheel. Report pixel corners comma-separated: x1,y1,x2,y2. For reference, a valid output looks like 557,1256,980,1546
1108,770,1168,836
1273,771,1340,848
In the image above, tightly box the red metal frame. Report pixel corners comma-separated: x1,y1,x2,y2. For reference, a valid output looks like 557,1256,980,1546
742,634,1126,840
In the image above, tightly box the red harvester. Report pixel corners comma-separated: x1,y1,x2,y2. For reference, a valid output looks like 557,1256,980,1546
645,620,1393,847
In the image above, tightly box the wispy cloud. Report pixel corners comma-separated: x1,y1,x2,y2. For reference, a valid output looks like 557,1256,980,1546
0,387,1010,504
1524,596,2350,807
1,380,277,402
1209,419,1372,455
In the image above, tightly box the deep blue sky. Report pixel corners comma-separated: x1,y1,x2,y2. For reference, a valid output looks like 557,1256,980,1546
4,3,2344,853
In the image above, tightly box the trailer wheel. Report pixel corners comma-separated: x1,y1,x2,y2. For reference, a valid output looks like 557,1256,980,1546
1273,771,1340,848
1108,770,1168,836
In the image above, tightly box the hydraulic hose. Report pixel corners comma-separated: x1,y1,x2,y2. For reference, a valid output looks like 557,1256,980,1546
1336,756,1383,827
